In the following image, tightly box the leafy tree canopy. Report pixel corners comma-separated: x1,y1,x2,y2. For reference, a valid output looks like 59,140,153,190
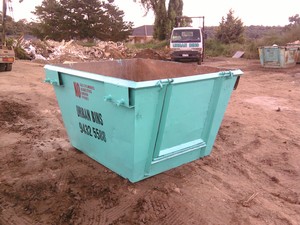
134,0,183,40
215,9,244,44
289,14,300,26
0,13,29,36
31,0,133,41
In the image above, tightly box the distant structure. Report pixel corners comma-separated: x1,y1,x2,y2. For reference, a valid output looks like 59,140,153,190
129,25,154,44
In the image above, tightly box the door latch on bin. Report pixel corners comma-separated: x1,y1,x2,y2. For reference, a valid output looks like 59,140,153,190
45,78,60,86
156,79,174,88
44,70,63,86
104,95,128,107
219,71,234,78
104,83,134,108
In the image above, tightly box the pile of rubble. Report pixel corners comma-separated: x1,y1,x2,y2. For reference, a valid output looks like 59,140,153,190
20,39,135,63
288,40,300,45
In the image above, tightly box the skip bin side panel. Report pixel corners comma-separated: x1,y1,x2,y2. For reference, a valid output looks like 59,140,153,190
296,47,300,63
143,75,239,180
283,48,297,67
130,80,212,182
49,72,136,179
201,75,238,156
263,47,281,67
295,48,300,63
258,47,280,68
154,80,214,153
145,79,213,177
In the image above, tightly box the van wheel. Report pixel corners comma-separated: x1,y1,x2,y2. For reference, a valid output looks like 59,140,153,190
197,56,202,65
5,63,12,71
0,64,6,72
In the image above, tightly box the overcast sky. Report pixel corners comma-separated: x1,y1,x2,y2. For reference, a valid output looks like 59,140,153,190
3,0,299,27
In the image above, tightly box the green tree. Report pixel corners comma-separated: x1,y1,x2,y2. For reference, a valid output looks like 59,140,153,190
134,0,183,40
0,14,14,35
283,14,300,32
166,0,183,38
281,14,300,43
103,1,134,41
153,0,167,40
288,14,300,26
215,9,244,44
0,13,29,36
32,0,133,41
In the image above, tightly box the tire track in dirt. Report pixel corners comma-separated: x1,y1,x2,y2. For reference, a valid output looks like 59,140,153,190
0,207,34,225
192,139,300,224
73,182,137,225
91,185,200,225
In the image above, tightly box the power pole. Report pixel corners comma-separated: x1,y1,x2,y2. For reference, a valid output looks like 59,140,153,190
2,0,7,45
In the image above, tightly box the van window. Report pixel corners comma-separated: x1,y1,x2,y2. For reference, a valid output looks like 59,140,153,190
171,29,201,42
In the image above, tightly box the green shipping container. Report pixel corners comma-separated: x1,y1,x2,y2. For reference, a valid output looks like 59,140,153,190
45,59,242,182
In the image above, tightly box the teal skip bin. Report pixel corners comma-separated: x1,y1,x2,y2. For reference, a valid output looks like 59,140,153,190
44,59,243,182
258,46,297,68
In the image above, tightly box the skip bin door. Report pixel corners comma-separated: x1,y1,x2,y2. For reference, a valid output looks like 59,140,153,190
149,79,213,164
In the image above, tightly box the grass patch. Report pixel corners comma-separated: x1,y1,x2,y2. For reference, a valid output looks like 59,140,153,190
205,39,259,58
205,25,300,59
126,40,169,50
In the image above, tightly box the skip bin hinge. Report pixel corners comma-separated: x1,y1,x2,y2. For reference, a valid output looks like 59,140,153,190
44,69,63,86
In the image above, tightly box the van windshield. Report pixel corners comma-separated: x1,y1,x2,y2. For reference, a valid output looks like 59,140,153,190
171,29,201,42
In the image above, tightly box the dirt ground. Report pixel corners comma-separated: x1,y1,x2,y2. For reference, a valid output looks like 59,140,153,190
0,58,299,225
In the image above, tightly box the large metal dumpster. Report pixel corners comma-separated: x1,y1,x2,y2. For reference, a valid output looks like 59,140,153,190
45,59,243,182
258,46,297,68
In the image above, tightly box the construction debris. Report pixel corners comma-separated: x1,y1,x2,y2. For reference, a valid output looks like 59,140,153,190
287,40,300,45
17,38,171,63
19,39,134,63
